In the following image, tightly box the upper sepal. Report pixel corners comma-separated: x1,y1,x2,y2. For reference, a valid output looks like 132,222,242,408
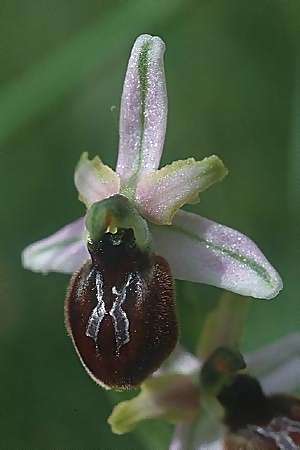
117,34,167,187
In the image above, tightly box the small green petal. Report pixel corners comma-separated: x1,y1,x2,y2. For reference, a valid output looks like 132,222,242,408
74,152,120,207
108,374,199,435
135,155,228,225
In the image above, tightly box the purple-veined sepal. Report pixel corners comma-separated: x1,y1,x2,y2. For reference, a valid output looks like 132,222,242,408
21,217,88,274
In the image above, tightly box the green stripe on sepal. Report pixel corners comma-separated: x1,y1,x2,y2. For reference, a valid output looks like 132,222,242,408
117,35,167,188
150,210,282,299
138,40,150,131
173,224,273,287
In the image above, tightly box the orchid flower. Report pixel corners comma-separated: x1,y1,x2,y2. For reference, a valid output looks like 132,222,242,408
22,35,283,390
168,337,300,450
22,34,282,300
108,294,300,449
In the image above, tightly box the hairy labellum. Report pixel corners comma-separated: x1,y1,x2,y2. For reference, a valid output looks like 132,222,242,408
65,228,178,390
218,374,300,449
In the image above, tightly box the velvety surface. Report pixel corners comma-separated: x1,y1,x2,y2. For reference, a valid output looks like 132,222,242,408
66,230,177,389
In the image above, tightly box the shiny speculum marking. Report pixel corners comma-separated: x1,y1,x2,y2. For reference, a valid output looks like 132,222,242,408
85,271,135,354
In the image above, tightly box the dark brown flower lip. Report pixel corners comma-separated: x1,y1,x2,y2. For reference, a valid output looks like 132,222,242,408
247,415,300,450
65,228,178,390
218,372,300,449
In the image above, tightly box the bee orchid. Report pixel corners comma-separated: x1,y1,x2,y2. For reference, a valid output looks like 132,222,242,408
169,335,300,450
108,335,300,448
22,35,282,390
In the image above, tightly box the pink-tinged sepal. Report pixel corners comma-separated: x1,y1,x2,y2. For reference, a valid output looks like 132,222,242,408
116,34,167,187
22,217,88,274
151,210,282,299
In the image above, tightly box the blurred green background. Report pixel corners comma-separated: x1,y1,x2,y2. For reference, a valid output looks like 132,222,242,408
1,0,300,448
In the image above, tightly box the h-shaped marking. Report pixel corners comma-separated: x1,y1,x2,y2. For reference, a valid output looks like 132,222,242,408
85,272,133,353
